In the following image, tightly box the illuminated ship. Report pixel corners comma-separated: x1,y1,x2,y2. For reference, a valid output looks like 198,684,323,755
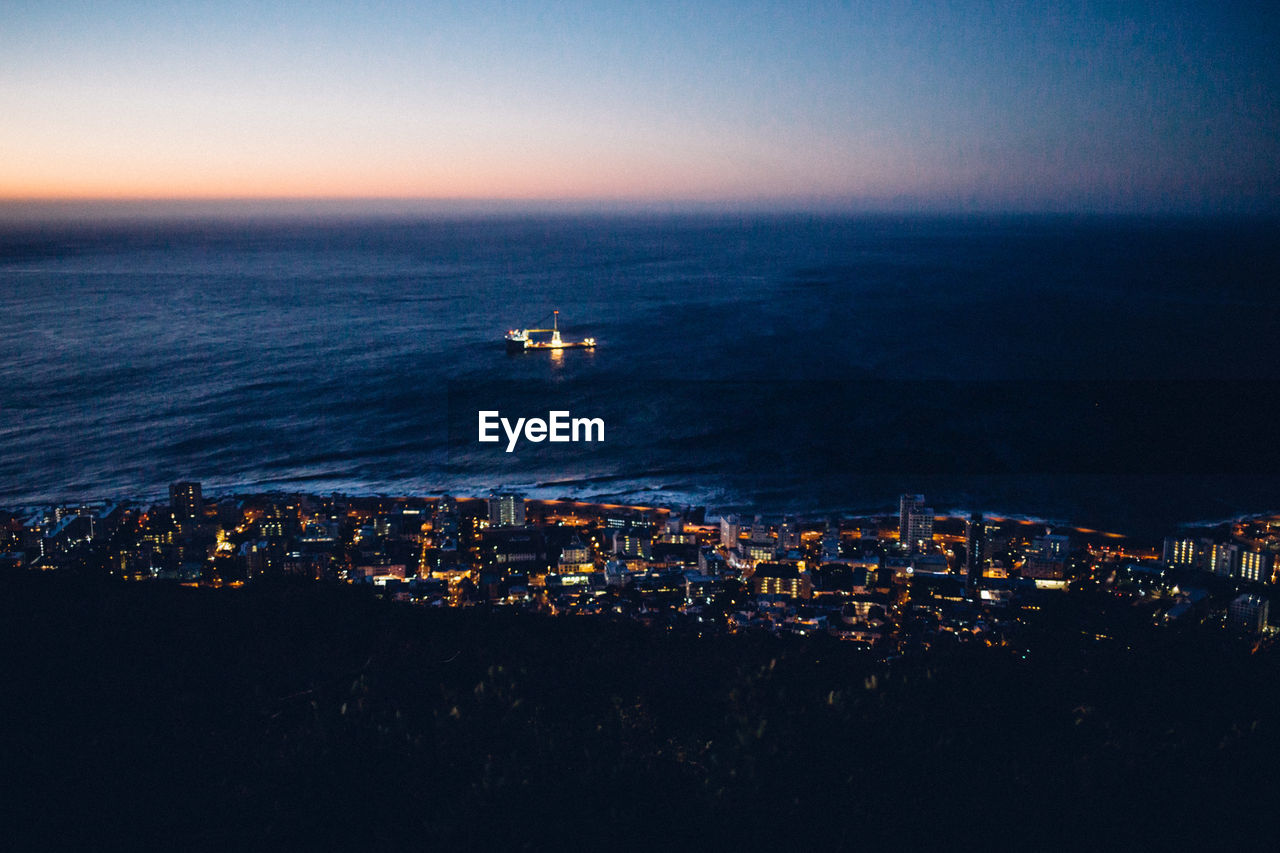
505,310,596,352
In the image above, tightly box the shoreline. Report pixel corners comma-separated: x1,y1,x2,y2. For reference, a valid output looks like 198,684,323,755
6,485,1278,545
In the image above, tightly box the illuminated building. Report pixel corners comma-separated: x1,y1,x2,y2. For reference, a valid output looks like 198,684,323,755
142,511,177,553
965,512,987,592
899,494,922,541
740,540,775,567
821,521,842,561
260,508,286,538
1033,533,1070,560
169,481,202,528
899,494,934,554
557,533,594,572
42,513,94,558
603,560,632,587
1163,537,1211,571
750,562,812,599
482,526,547,574
719,514,740,546
487,493,525,528
779,516,800,551
433,495,460,541
697,547,727,576
545,572,593,592
684,574,722,604
634,570,685,595
606,527,651,559
1024,532,1069,580
1228,593,1270,634
661,515,695,544
1210,542,1241,578
1240,550,1272,583
603,510,646,529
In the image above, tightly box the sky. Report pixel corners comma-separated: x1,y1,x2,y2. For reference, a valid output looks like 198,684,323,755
1,0,1278,213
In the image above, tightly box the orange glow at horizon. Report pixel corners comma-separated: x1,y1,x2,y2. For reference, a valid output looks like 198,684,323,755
0,142,902,204
2,2,1275,214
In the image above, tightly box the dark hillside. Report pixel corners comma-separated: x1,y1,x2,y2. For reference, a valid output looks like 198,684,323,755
3,577,1278,849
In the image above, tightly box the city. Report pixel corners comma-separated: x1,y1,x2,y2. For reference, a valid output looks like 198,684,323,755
6,483,1276,649
8,484,1280,847
6,1,1279,846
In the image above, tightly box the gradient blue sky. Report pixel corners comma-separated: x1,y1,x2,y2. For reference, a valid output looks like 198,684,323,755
2,0,1277,211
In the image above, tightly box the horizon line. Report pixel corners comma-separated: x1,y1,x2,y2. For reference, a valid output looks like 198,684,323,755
2,196,1277,222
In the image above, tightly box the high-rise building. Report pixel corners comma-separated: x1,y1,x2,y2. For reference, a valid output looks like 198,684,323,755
899,494,923,542
487,493,525,528
433,495,460,542
1228,594,1270,634
965,512,987,589
1240,550,1272,583
779,517,801,551
719,514,740,547
821,519,842,562
1163,537,1212,571
1210,543,1242,578
169,481,202,528
899,494,933,554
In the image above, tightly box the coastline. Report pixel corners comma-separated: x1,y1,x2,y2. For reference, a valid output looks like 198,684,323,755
7,483,1278,544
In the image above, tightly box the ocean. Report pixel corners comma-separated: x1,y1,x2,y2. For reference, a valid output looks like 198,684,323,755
2,212,1278,536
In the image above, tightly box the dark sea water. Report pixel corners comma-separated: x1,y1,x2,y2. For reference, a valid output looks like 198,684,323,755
2,213,1278,535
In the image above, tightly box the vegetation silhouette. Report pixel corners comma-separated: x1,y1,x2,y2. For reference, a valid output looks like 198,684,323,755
3,574,1278,849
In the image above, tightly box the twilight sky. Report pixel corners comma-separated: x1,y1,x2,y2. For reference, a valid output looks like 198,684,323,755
2,0,1277,212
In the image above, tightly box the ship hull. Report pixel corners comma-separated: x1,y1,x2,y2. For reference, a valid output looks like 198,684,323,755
503,313,594,351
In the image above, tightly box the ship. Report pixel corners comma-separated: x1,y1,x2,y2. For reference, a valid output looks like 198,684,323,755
505,310,596,352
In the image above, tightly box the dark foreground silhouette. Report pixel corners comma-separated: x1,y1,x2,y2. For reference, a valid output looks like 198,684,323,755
4,575,1278,850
